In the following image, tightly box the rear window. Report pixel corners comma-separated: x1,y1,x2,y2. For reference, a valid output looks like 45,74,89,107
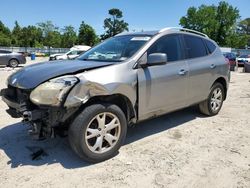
184,35,207,59
204,40,216,54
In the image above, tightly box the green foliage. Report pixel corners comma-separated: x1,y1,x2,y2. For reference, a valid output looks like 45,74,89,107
180,1,245,47
101,8,129,40
238,18,250,47
78,21,99,46
61,25,77,48
0,21,11,46
19,26,43,47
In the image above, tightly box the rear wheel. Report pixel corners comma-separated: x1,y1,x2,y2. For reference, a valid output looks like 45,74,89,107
68,103,127,163
9,59,19,68
199,82,225,116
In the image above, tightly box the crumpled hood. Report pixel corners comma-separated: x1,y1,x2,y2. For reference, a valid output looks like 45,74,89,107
7,60,113,89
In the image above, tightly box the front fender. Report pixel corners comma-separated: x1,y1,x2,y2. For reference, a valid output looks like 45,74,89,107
64,79,137,108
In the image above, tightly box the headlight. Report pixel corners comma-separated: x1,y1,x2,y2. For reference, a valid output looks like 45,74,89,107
30,76,79,106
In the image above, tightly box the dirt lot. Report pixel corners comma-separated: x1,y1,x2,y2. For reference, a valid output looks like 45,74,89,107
0,58,250,188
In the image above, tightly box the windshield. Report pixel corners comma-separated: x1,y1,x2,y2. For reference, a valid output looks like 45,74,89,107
239,55,248,58
78,35,151,62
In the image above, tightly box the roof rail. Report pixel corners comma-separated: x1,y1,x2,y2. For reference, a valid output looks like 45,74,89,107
159,27,208,38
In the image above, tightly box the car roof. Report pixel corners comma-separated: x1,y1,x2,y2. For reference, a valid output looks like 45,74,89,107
116,27,209,38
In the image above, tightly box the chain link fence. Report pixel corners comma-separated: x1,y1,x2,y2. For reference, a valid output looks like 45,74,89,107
0,46,69,55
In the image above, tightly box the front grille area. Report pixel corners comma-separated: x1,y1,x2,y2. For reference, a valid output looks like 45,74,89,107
4,85,34,113
6,85,30,103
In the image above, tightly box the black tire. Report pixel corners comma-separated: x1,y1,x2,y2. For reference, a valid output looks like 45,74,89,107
199,82,225,116
9,59,19,68
68,103,127,163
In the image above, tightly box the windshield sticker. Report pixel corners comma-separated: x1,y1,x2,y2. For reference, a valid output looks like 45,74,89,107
131,37,151,41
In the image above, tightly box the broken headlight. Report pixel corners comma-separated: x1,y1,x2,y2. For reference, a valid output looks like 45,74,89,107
30,76,79,106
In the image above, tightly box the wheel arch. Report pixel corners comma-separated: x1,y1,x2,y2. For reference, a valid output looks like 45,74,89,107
212,77,228,100
76,94,137,125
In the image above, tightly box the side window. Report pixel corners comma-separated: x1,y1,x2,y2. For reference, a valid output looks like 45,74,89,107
68,51,77,55
184,35,207,58
148,35,183,62
77,50,84,55
204,39,216,54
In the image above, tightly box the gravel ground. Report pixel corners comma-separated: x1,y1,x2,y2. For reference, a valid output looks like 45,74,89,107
0,58,250,188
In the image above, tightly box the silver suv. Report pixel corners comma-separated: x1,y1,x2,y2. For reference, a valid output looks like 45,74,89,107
1,28,230,162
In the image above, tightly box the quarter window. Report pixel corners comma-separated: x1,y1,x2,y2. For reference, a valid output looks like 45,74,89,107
184,35,207,58
204,39,216,54
148,35,183,62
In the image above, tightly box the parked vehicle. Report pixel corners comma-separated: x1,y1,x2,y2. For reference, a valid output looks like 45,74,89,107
49,45,91,61
1,28,230,162
244,61,250,73
223,52,236,71
0,50,26,67
236,54,250,66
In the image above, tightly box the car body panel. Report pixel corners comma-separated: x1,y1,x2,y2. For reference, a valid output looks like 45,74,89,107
7,60,113,89
1,28,230,140
0,50,26,66
138,59,189,120
236,55,250,66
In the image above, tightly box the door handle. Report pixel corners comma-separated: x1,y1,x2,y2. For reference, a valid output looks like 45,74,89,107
178,69,187,75
210,64,216,69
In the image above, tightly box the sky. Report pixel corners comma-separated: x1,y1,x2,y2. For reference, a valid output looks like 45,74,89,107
0,0,249,35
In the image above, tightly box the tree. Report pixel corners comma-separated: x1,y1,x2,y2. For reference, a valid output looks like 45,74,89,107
0,21,11,46
61,25,77,48
238,18,250,47
37,21,61,47
78,21,99,46
11,21,22,46
180,1,240,46
239,18,250,35
101,8,129,40
18,26,43,47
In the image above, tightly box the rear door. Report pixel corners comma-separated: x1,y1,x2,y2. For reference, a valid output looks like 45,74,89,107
182,34,216,104
138,34,189,120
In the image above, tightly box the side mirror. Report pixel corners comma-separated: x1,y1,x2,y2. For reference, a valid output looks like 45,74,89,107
147,53,167,66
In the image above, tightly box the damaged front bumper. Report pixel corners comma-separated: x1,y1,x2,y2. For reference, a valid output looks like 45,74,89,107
1,87,78,140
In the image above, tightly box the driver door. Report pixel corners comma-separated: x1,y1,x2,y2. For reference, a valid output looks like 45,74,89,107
138,34,189,120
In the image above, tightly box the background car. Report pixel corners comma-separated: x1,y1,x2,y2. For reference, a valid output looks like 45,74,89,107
236,54,250,66
244,61,250,73
223,52,236,71
0,50,26,67
49,45,91,61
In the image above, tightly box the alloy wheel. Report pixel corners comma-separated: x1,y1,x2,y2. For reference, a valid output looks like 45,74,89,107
210,88,223,112
85,112,121,154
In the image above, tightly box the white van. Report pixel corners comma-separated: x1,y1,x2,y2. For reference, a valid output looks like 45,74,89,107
49,45,91,61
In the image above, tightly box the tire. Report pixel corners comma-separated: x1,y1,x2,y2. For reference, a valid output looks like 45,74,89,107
199,82,225,116
9,59,19,68
68,103,127,163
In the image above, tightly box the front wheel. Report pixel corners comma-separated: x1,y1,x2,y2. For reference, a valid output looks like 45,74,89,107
68,103,127,163
199,82,225,116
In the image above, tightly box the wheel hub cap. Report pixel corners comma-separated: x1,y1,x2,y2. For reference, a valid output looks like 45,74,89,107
210,88,223,112
85,112,121,154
